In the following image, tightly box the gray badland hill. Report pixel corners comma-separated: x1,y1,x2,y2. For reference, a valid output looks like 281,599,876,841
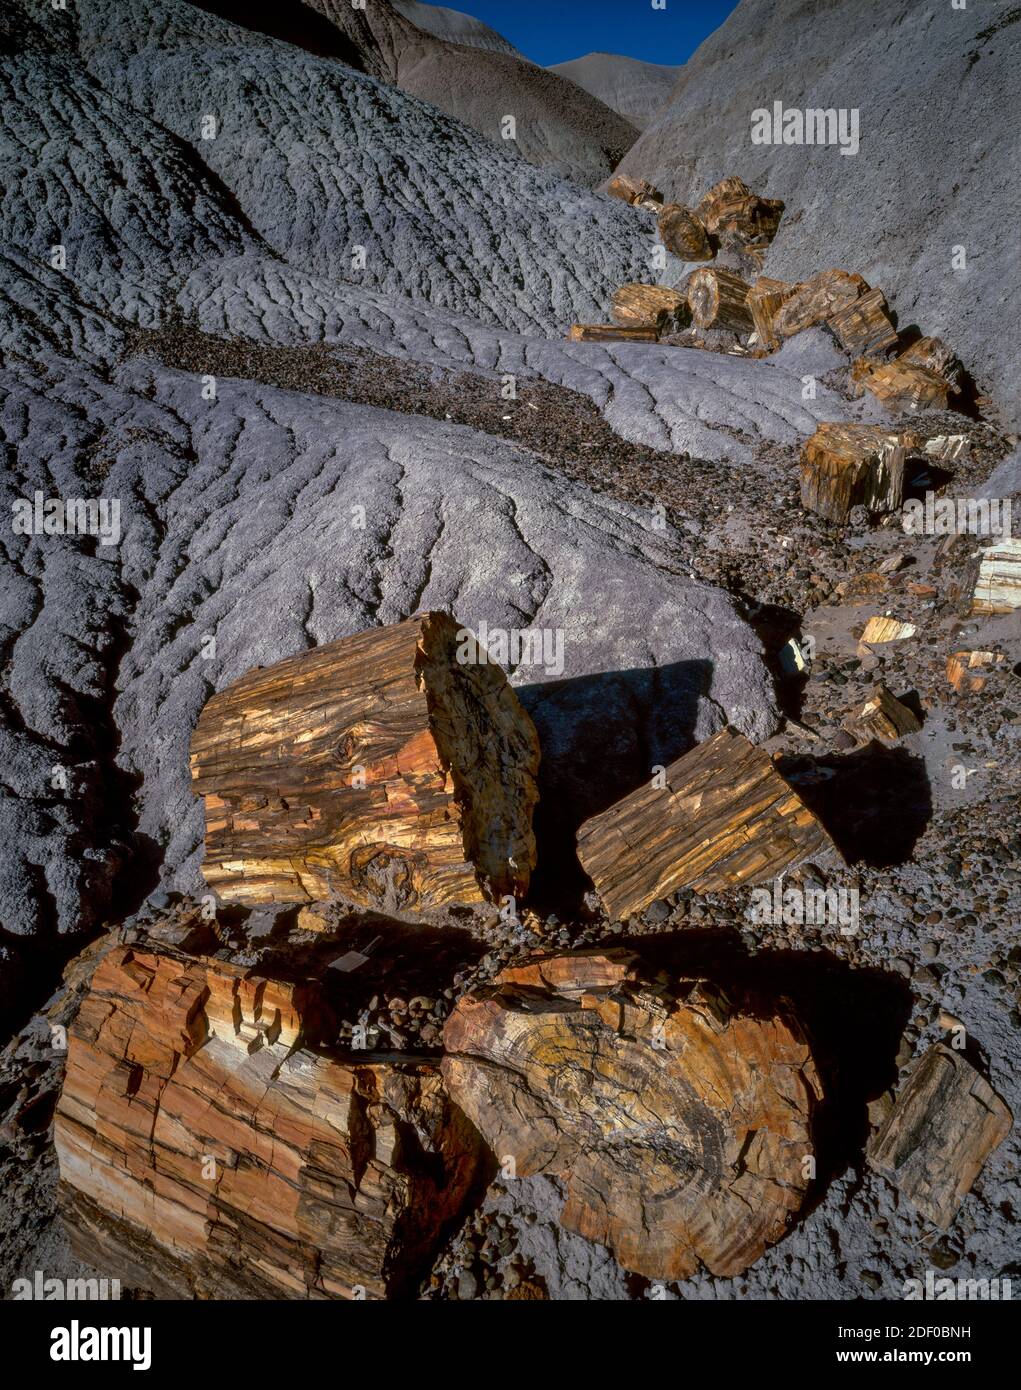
391,0,522,56
614,0,1021,428
549,52,682,130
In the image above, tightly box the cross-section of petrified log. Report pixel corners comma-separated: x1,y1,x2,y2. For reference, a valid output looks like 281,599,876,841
687,267,754,332
773,269,869,338
867,1044,1011,1229
575,727,840,921
827,286,898,358
696,176,784,250
657,203,713,261
611,283,687,329
442,949,821,1280
190,612,540,910
54,944,485,1299
969,539,1021,615
800,422,912,524
851,357,951,412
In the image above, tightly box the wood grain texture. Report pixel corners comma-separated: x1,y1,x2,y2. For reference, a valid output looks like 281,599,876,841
844,683,921,744
774,269,869,338
575,727,841,921
687,267,754,333
970,539,1021,615
442,949,821,1280
867,1044,1011,1229
852,357,951,412
696,176,784,250
827,286,898,358
606,173,661,205
657,203,713,261
568,322,660,342
800,422,912,524
54,944,485,1299
611,282,687,328
747,276,795,350
189,611,540,910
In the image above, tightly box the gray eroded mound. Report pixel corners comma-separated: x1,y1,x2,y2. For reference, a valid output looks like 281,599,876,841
614,0,1021,428
391,0,522,56
548,52,681,130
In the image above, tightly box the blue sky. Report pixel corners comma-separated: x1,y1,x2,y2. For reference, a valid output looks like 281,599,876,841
431,0,741,68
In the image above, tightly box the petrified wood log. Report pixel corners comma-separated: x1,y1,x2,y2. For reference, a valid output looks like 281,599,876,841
946,649,1005,693
867,1044,1011,1229
610,283,687,329
774,269,869,338
970,539,1021,615
54,944,485,1300
190,612,540,911
747,276,795,350
606,173,661,205
899,335,964,391
851,357,951,412
575,727,840,921
686,267,755,333
656,203,713,261
568,322,660,342
827,286,898,358
800,422,911,524
442,950,821,1280
697,176,784,250
844,684,921,744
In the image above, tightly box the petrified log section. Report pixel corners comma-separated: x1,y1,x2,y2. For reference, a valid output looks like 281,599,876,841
657,203,712,261
827,286,898,358
946,649,1005,693
610,283,686,329
697,176,784,251
800,422,911,524
442,950,821,1280
190,611,540,910
747,276,794,350
606,173,661,205
899,335,964,392
568,322,660,343
686,267,754,333
844,684,921,744
774,269,869,338
970,539,1021,615
867,1044,1011,1228
575,727,840,921
54,944,485,1299
852,357,951,412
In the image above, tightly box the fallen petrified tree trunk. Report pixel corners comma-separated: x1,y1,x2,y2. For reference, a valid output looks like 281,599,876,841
827,286,898,358
844,683,921,744
568,322,660,342
696,176,784,251
867,1044,1011,1229
686,267,754,333
606,173,661,205
851,357,951,412
190,612,540,910
54,944,485,1299
774,269,869,338
747,276,795,350
970,539,1021,615
575,727,840,921
800,422,913,524
610,283,687,329
442,950,821,1280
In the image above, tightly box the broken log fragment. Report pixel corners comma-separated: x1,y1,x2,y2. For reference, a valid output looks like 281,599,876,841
867,1044,1011,1229
656,203,713,261
697,176,784,249
946,649,1005,693
800,422,912,524
774,269,869,338
844,683,921,744
611,283,687,330
442,949,821,1280
899,336,965,392
851,357,951,412
747,276,795,351
970,539,1021,615
568,322,660,342
606,173,661,205
686,266,755,333
575,726,841,921
827,286,898,359
189,611,540,911
55,944,486,1298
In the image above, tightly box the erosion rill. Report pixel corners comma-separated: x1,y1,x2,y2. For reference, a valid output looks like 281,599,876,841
189,612,541,911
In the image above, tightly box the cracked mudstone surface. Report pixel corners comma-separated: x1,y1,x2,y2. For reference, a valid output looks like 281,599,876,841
0,0,1019,1302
